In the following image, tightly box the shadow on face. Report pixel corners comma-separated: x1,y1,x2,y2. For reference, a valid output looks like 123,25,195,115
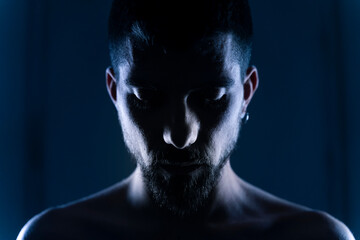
105,33,258,215
107,33,258,166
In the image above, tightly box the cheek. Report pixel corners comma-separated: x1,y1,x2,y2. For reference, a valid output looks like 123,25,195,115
200,90,242,134
117,96,151,166
206,96,243,164
123,97,164,147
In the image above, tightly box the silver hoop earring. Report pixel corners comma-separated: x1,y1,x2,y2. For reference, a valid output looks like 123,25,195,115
242,112,250,125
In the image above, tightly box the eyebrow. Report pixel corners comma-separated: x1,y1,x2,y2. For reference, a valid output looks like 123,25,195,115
125,79,152,87
125,74,236,90
126,77,235,89
124,72,150,86
203,77,235,88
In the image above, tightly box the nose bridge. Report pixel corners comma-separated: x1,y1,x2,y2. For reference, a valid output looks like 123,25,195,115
163,95,199,149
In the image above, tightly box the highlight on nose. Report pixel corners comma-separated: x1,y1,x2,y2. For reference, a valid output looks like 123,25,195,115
163,122,199,149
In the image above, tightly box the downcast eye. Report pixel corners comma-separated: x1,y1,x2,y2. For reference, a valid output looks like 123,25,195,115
133,88,157,101
189,87,227,109
130,87,163,109
201,87,226,101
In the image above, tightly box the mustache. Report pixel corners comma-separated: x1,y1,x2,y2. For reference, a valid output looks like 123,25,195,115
150,147,209,165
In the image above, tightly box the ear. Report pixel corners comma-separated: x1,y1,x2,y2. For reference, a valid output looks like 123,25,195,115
241,66,259,117
106,67,118,104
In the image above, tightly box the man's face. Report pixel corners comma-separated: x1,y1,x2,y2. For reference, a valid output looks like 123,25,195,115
109,35,251,216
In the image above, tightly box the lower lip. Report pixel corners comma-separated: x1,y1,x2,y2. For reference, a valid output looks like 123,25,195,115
160,164,204,175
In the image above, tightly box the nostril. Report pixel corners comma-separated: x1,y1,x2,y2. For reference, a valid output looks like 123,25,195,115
163,127,187,149
162,101,200,149
163,125,198,149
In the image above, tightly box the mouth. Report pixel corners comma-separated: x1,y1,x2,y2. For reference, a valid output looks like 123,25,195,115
159,163,204,175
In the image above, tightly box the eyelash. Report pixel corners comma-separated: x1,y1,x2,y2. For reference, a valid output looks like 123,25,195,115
195,88,227,108
128,88,227,110
129,94,151,110
202,94,227,108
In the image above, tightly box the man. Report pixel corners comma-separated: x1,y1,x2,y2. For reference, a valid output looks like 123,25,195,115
18,0,355,239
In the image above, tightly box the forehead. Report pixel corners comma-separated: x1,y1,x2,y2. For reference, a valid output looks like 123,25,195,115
119,34,242,88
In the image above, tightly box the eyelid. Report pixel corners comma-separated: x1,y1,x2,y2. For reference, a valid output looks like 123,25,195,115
200,87,226,100
212,87,226,100
132,88,144,100
132,87,143,100
132,87,160,102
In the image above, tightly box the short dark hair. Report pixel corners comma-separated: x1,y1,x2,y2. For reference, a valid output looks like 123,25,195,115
108,0,253,80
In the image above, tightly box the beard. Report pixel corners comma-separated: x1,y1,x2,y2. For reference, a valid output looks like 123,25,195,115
121,106,242,218
133,143,236,218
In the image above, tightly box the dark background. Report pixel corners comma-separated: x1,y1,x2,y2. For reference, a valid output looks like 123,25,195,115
1,0,359,239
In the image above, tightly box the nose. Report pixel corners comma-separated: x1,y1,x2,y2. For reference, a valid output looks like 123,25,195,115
163,97,200,149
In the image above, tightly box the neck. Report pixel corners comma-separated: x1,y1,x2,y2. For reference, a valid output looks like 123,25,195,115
210,161,246,221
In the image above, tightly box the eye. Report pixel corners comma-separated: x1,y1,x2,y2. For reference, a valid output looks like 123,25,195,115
130,87,162,109
200,87,226,102
190,87,227,109
133,88,157,101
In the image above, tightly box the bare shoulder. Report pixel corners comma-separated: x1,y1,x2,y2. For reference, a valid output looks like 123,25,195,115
303,210,355,240
17,180,131,240
17,207,69,240
268,210,355,240
240,181,355,240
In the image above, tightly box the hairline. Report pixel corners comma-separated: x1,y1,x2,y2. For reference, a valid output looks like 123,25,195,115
110,32,251,83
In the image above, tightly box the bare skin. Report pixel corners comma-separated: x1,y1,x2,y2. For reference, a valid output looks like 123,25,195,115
18,163,354,240
18,34,355,240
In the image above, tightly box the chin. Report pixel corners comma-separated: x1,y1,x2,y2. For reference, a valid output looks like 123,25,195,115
142,162,223,218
